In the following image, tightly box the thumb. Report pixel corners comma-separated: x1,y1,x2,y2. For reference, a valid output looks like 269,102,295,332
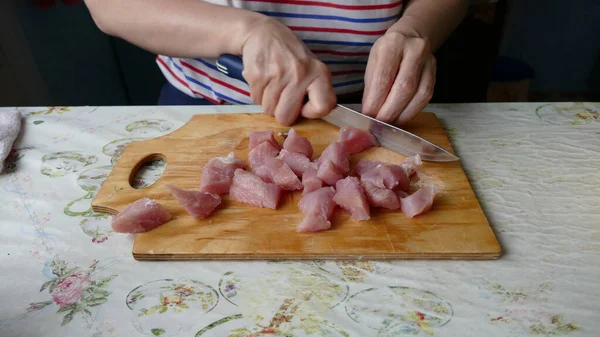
301,76,337,119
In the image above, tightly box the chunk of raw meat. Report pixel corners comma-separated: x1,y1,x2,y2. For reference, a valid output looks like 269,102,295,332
354,160,383,176
317,160,345,186
316,142,349,174
338,126,379,154
401,185,437,218
166,185,221,219
111,198,172,233
278,149,316,177
302,167,323,194
297,187,336,232
253,158,303,191
248,141,280,169
249,130,280,150
230,169,282,209
199,152,244,194
360,164,410,192
395,189,409,199
333,177,370,221
360,180,401,210
283,128,313,158
401,155,423,177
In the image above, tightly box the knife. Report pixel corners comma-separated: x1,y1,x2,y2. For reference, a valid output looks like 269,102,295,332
216,54,459,162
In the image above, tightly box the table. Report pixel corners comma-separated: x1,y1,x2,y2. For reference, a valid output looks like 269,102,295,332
1,103,598,337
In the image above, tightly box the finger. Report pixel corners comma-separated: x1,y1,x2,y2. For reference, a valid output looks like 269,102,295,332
396,56,436,125
246,76,268,106
301,75,337,120
260,80,285,116
361,40,403,118
375,40,428,123
273,84,306,126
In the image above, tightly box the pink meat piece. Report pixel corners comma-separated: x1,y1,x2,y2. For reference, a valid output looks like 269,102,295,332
283,128,313,158
111,198,171,233
360,163,410,192
249,130,280,150
253,158,303,191
248,141,280,170
316,142,349,174
166,185,221,219
333,177,370,221
401,185,437,218
302,167,323,194
278,149,317,177
360,180,401,210
338,126,379,154
199,152,244,194
401,155,423,177
354,160,383,176
297,186,336,232
395,189,410,199
230,169,282,209
317,160,345,186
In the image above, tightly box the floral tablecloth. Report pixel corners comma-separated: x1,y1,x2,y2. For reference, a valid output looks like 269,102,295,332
1,103,598,337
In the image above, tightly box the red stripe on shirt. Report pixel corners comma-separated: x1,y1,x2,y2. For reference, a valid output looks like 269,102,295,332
290,26,387,36
244,0,402,10
157,57,220,104
180,60,251,97
311,49,370,56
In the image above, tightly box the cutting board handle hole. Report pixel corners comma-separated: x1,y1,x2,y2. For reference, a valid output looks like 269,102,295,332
129,154,167,189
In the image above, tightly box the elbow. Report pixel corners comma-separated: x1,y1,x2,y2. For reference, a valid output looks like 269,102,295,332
84,0,116,36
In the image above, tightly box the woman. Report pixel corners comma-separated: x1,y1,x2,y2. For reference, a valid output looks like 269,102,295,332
84,0,467,125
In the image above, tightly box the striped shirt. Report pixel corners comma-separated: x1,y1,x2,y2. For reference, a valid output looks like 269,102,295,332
156,0,404,104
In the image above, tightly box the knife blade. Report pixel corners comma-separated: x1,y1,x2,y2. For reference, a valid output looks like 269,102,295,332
216,54,459,162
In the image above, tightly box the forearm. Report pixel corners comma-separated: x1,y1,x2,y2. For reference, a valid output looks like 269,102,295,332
84,0,266,58
389,0,468,51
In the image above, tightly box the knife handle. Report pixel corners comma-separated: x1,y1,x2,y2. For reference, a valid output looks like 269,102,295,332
216,54,247,84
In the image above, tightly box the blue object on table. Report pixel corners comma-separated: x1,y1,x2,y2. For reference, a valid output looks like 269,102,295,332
216,54,247,83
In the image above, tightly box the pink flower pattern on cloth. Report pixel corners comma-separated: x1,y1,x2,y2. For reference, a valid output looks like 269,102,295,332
51,271,91,308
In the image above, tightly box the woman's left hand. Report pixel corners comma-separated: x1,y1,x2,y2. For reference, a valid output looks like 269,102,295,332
361,30,436,125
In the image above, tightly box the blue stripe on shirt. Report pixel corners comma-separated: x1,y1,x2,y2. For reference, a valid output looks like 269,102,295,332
323,60,368,65
171,59,247,104
333,79,364,88
259,11,399,23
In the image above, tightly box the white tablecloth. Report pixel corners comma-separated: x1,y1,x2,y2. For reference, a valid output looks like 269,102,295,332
1,103,598,337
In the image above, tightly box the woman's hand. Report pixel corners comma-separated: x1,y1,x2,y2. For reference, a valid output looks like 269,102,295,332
362,30,436,125
241,17,337,126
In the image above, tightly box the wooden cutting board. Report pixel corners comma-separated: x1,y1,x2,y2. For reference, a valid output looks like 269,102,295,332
92,111,501,261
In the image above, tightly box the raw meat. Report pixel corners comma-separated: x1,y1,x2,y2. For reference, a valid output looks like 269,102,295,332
253,157,303,191
338,126,379,154
360,180,401,210
302,167,323,194
395,189,410,199
278,149,316,177
111,198,171,233
248,141,280,169
166,185,221,219
249,130,280,150
230,169,282,209
317,159,345,186
401,185,437,218
333,177,370,220
354,160,383,176
297,186,336,232
199,152,244,194
360,164,410,192
355,155,422,178
316,142,349,174
283,128,313,158
401,155,423,177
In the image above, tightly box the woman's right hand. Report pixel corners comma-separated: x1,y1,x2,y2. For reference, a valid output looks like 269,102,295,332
240,17,337,126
